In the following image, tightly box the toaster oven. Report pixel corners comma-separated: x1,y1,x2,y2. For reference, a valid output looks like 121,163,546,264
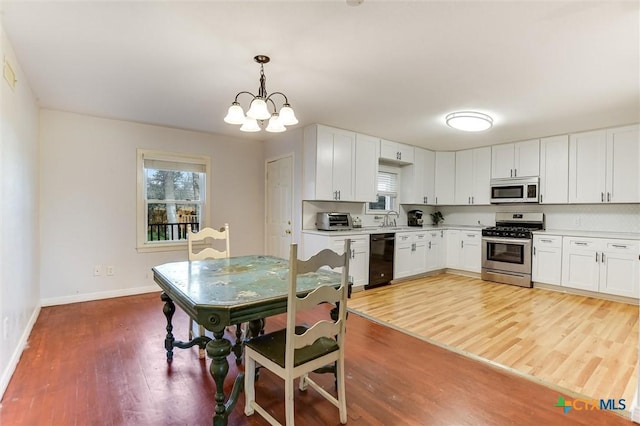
316,212,353,231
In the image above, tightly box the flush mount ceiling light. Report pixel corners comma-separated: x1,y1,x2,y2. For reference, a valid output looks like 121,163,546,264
445,111,493,132
224,55,298,133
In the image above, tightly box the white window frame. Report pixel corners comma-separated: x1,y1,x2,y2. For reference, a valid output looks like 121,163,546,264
136,149,211,253
366,165,400,214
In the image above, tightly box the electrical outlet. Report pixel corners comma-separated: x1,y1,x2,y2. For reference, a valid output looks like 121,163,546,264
94,265,102,276
107,266,114,276
574,217,582,226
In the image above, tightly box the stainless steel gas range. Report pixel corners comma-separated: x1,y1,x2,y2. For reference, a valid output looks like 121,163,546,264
481,212,545,288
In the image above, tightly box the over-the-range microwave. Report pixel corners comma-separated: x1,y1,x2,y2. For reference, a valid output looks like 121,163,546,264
490,177,539,204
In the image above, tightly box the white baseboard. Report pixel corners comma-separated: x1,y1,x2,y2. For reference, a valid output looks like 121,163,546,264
41,285,159,307
631,390,640,423
0,304,41,400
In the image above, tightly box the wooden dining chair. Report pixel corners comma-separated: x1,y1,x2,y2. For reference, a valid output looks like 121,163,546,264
187,223,231,358
244,240,350,426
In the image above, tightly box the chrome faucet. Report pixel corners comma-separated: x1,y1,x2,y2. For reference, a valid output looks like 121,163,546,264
383,210,399,227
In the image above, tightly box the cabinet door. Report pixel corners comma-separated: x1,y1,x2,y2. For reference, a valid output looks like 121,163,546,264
397,143,415,164
606,124,640,203
454,149,473,205
412,233,427,275
332,131,355,201
539,135,569,204
532,236,563,285
434,152,455,205
569,130,607,203
314,126,336,200
460,231,481,272
380,140,398,161
354,133,379,202
561,238,601,291
445,230,460,269
425,231,444,272
514,139,540,177
472,147,492,205
423,149,436,204
491,143,515,178
394,237,413,279
402,148,425,204
600,241,639,298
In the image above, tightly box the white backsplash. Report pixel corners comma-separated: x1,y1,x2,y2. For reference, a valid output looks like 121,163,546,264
304,201,640,233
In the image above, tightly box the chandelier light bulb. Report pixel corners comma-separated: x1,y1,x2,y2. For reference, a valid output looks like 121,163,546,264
278,104,298,126
224,102,245,125
246,98,271,120
240,117,261,132
266,113,286,133
445,111,493,132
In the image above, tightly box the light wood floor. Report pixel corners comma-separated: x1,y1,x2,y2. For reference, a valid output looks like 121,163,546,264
349,273,639,407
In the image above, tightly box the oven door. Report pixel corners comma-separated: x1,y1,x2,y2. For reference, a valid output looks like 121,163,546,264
482,237,531,274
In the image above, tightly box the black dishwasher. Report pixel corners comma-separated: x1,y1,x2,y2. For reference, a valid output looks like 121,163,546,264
367,233,395,289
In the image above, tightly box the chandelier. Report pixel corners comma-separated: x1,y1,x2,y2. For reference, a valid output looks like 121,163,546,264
224,55,298,133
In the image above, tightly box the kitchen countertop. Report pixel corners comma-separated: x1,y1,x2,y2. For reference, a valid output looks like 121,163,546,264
302,224,482,236
533,229,640,241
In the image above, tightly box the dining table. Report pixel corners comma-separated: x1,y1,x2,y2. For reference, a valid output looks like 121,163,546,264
152,255,343,426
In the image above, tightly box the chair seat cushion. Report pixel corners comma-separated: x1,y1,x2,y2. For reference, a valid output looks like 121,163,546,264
246,326,339,368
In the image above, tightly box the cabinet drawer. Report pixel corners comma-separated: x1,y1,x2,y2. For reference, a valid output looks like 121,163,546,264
605,240,639,253
566,238,599,250
533,235,562,248
396,233,413,243
461,231,480,242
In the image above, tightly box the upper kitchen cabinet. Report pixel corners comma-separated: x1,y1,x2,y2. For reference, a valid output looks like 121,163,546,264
568,125,639,203
380,139,415,164
303,124,355,201
434,152,455,205
354,133,380,202
539,135,569,204
491,139,540,179
401,147,435,205
454,147,491,205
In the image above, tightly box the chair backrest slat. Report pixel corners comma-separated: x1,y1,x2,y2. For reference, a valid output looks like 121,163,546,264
187,223,230,261
294,320,340,349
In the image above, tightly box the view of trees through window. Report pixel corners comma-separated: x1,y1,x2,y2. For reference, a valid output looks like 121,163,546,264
146,169,203,241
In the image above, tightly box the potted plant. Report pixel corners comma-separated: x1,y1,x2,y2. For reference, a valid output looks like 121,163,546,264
430,211,444,226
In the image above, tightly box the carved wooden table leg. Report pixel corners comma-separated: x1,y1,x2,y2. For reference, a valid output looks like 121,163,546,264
207,329,244,426
232,323,244,365
161,292,176,362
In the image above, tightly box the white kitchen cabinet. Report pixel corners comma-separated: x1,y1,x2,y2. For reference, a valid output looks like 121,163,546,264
394,232,427,279
568,125,639,204
491,139,540,179
401,147,435,205
454,147,491,205
539,135,569,204
303,124,355,201
562,237,639,298
380,139,414,164
445,229,481,273
354,133,380,202
434,151,455,205
302,233,370,289
532,235,563,285
425,229,445,272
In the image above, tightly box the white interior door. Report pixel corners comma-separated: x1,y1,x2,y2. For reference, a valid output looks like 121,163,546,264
266,156,293,259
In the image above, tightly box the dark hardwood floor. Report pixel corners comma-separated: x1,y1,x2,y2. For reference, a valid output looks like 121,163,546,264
0,292,633,425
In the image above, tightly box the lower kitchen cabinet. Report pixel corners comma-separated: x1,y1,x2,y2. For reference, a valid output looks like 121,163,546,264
425,229,445,272
445,229,481,273
302,233,370,289
562,237,639,298
532,235,562,285
394,232,427,279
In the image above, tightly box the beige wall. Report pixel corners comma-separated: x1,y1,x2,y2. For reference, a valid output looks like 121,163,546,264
39,110,265,304
0,25,41,396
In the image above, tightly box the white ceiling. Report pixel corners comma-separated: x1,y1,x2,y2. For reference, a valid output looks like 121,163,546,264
2,1,639,151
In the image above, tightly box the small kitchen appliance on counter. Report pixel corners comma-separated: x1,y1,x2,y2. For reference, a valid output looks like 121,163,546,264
407,210,424,227
481,212,544,288
316,212,353,231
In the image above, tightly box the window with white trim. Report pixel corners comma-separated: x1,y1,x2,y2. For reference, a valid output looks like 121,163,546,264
136,149,210,252
367,166,399,213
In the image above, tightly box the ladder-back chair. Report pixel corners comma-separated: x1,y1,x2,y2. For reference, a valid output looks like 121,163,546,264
187,223,231,358
244,240,350,425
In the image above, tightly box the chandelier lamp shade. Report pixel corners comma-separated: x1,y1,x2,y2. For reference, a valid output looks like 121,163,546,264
445,111,493,132
224,55,298,133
